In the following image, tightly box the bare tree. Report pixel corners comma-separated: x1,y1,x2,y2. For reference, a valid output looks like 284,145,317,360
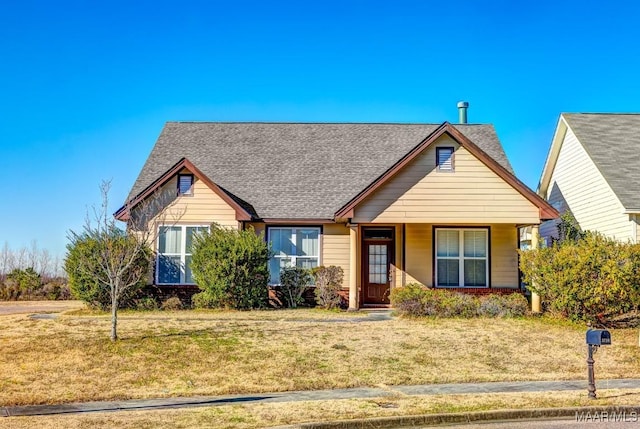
66,180,183,341
38,249,54,281
27,240,39,271
0,242,12,280
14,247,27,272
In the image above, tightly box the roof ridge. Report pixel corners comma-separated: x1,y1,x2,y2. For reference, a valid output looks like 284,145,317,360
164,121,492,126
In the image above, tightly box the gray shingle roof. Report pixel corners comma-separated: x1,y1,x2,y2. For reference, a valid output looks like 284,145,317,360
563,114,640,210
127,122,513,219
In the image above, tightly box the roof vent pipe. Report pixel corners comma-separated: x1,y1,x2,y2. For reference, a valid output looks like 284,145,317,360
457,101,469,124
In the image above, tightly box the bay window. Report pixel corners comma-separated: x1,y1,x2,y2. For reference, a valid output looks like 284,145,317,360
435,228,488,287
268,227,320,284
157,225,208,284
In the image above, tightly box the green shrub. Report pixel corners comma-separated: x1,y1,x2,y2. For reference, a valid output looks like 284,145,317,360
192,291,217,309
0,278,21,300
390,283,480,317
64,228,152,310
391,284,527,318
280,266,313,308
134,296,159,311
190,224,270,310
389,283,430,316
520,231,640,324
6,268,42,300
312,266,344,309
161,296,183,311
438,291,479,318
41,279,71,300
478,294,528,318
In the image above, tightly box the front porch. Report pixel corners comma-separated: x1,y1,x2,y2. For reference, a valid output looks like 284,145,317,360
345,223,528,310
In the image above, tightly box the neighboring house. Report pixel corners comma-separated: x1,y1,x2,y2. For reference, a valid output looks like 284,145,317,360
538,113,640,244
116,119,557,309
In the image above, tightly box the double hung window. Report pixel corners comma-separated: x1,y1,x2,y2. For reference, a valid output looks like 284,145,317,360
435,228,488,287
157,225,208,284
268,227,320,284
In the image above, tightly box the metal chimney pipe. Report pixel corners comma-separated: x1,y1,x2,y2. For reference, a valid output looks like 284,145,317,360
457,101,469,124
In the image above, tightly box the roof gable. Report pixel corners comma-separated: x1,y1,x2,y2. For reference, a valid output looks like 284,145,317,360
124,122,516,220
540,113,640,212
336,123,557,220
115,158,253,221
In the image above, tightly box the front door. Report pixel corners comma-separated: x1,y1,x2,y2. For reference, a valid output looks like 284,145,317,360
362,228,394,305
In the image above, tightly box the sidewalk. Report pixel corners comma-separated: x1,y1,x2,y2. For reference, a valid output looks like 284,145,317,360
4,378,640,417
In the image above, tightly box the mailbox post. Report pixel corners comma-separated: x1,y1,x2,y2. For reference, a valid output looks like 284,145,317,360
585,329,611,399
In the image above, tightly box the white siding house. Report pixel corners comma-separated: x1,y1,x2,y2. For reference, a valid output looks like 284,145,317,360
538,113,640,244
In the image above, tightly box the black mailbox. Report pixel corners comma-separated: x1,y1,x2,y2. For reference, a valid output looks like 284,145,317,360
586,329,611,346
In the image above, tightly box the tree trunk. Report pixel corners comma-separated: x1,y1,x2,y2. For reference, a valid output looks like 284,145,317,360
111,290,118,341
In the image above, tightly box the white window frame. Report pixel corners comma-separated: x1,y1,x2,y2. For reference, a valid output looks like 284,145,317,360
267,226,321,285
435,227,489,288
156,224,208,285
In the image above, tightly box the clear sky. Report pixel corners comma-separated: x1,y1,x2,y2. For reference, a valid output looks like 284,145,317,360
1,0,639,260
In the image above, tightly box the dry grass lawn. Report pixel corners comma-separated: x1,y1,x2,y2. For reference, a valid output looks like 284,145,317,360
1,308,640,407
4,390,640,429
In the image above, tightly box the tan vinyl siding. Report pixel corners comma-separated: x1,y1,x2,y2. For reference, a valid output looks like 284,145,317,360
143,174,239,231
490,224,519,288
401,223,518,288
322,223,350,289
543,127,631,242
353,136,540,224
404,223,432,286
246,222,266,237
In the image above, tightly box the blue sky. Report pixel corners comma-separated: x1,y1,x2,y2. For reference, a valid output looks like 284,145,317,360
1,0,639,260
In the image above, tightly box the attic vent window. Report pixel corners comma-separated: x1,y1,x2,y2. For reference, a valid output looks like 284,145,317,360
436,147,454,171
178,174,194,195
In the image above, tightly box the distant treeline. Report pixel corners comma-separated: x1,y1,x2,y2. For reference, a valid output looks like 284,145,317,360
0,242,69,301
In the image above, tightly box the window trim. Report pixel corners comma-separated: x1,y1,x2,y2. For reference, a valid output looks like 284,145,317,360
177,174,194,196
433,226,490,288
156,224,209,285
266,225,322,285
436,147,455,172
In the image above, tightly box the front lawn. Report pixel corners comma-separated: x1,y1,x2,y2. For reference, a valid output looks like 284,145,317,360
1,308,639,406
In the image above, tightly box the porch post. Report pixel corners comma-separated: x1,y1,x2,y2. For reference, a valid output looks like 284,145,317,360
530,225,541,313
349,224,358,310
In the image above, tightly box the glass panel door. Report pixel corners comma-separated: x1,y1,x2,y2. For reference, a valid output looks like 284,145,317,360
368,244,388,284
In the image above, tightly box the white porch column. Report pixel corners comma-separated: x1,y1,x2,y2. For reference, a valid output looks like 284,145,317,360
530,225,541,313
348,225,358,310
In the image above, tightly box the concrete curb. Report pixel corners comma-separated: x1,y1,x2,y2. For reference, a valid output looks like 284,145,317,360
272,406,640,428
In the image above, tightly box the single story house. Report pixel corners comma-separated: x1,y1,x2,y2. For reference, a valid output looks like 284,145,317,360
539,113,640,244
116,115,557,309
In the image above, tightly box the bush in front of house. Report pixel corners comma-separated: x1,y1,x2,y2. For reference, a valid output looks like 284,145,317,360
161,296,183,311
190,224,270,310
390,283,478,317
279,266,313,308
478,293,529,317
312,265,344,309
520,230,640,324
64,228,152,310
390,283,527,318
389,283,427,316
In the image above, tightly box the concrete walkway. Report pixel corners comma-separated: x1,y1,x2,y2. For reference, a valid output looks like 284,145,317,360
4,378,640,417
